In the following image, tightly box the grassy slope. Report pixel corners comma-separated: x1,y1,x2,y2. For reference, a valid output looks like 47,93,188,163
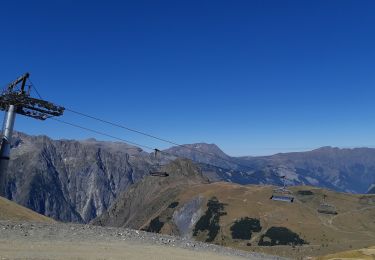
317,245,375,260
0,196,54,222
174,183,375,258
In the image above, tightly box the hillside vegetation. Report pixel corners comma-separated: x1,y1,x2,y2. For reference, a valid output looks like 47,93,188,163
317,245,375,260
176,183,375,258
94,166,375,259
0,196,53,222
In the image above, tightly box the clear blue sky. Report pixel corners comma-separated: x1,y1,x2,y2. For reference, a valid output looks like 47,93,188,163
1,0,375,156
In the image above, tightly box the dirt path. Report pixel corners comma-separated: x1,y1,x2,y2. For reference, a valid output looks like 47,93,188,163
0,240,251,260
0,221,287,260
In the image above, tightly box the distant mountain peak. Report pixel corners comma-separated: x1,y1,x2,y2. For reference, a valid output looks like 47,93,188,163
83,138,98,142
312,146,339,152
162,143,234,169
165,143,228,157
189,143,225,154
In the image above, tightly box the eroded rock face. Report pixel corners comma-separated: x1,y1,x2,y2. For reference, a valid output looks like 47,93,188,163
173,196,204,238
5,132,152,223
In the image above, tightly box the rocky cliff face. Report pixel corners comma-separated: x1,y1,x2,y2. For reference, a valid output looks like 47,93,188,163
4,132,153,223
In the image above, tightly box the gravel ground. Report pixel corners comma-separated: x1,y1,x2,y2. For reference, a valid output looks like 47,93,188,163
0,221,288,260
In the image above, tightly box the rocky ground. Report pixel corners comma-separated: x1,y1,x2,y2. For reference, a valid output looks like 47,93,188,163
0,221,287,260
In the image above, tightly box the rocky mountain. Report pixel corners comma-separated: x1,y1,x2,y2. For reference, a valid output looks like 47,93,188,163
164,143,236,169
164,145,375,193
3,132,155,223
3,131,375,224
257,147,375,193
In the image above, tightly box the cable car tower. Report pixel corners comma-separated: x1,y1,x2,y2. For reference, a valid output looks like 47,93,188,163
0,73,64,195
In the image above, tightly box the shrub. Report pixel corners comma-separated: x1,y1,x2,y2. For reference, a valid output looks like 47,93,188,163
145,216,164,233
258,227,307,246
168,201,179,208
297,190,314,196
230,217,262,240
193,197,226,242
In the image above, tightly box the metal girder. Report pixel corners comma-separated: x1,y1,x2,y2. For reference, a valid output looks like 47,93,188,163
0,93,64,120
0,74,65,120
6,72,29,93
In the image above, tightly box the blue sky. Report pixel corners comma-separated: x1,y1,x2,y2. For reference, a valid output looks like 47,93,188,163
1,0,375,156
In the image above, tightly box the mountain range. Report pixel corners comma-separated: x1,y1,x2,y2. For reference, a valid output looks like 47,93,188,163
166,143,375,193
2,132,375,223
